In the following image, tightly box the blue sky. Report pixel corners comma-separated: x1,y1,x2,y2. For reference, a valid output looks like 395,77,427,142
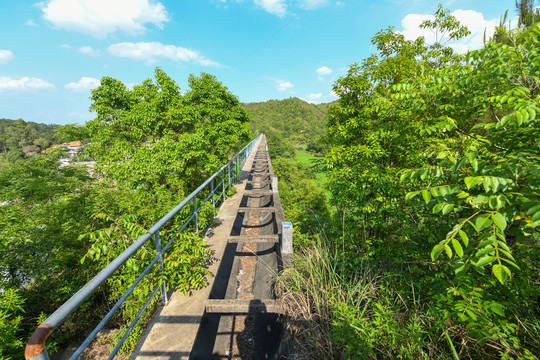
0,0,518,125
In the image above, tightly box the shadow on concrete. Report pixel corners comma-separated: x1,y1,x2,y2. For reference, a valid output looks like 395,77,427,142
235,245,277,258
239,195,273,208
189,300,285,360
208,243,238,300
230,213,277,236
236,300,285,360
245,182,272,191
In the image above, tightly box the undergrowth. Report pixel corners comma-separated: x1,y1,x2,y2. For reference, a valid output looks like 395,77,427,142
276,236,540,359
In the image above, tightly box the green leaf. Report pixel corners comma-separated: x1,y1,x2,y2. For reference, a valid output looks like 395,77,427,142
527,204,540,216
400,171,409,182
452,239,463,258
442,204,454,215
454,261,467,276
431,243,444,260
491,212,507,231
422,190,432,203
465,309,477,321
490,302,505,316
475,214,492,232
500,114,510,127
456,191,469,199
489,197,498,209
501,258,520,269
476,246,495,258
526,107,536,121
476,256,496,267
444,244,453,259
458,230,469,247
492,264,510,284
483,177,492,192
471,158,478,172
405,191,419,201
464,177,480,189
432,203,445,214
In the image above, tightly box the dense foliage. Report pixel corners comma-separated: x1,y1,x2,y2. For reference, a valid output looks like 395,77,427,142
244,97,330,148
0,118,57,162
0,69,252,358
320,9,540,359
88,69,251,192
267,136,330,237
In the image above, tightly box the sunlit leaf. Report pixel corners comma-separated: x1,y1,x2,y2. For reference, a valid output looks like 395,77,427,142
491,212,507,231
476,256,496,267
492,264,510,284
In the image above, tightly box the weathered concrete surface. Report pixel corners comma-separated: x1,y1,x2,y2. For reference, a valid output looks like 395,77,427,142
190,137,287,359
130,137,262,360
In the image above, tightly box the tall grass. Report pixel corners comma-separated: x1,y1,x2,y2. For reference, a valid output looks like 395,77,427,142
275,237,456,360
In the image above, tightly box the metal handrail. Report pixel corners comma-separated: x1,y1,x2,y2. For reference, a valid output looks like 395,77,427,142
25,134,262,360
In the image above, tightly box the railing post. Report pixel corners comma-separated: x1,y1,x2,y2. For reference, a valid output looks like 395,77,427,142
281,221,293,254
155,231,168,305
222,167,226,199
193,197,198,233
211,178,215,206
227,160,231,190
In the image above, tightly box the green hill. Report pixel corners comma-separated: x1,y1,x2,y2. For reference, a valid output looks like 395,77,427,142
0,118,58,161
243,97,331,145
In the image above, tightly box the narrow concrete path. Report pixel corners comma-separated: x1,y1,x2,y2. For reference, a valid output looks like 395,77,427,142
131,135,286,360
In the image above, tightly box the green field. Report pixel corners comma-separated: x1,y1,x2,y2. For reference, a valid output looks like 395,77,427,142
295,148,327,189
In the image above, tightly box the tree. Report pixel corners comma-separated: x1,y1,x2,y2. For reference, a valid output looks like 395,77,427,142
87,68,251,192
53,124,90,143
516,0,540,28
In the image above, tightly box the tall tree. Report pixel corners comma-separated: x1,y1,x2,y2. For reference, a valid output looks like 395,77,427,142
87,68,251,192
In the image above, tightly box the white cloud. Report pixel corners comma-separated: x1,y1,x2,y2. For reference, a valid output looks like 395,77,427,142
0,76,55,90
107,41,219,66
299,0,328,9
272,79,294,91
61,44,71,49
316,66,332,76
253,0,332,16
398,9,506,53
78,46,100,56
307,93,322,103
316,66,333,81
329,89,338,97
40,0,169,38
0,50,14,64
25,19,38,26
255,0,287,17
65,77,100,92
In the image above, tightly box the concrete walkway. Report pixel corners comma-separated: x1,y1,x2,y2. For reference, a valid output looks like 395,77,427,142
130,135,286,359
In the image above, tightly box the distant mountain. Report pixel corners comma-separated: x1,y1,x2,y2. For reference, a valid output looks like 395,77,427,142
0,118,58,155
243,97,331,145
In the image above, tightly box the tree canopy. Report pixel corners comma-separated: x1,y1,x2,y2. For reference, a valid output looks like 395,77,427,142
87,68,251,192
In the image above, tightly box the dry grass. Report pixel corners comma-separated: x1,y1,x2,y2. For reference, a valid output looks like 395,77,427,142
275,242,381,359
